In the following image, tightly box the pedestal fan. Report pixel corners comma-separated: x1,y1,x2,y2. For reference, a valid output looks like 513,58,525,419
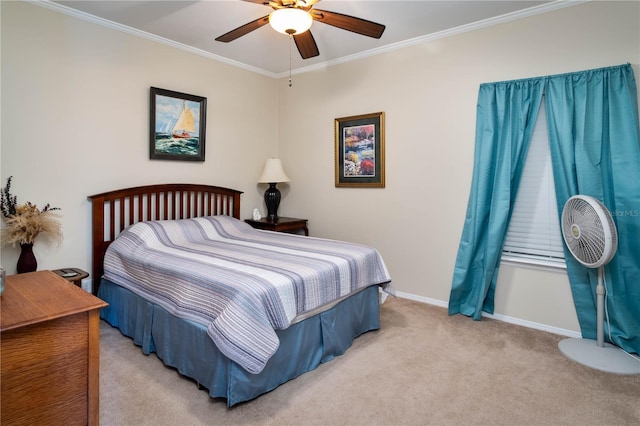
558,195,640,374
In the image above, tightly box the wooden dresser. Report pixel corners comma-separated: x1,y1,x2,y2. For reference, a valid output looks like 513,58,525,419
1,271,107,425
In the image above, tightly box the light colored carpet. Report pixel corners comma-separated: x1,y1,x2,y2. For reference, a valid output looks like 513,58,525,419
100,297,640,425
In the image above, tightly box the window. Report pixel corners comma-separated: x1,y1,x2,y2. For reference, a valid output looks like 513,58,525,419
502,100,566,268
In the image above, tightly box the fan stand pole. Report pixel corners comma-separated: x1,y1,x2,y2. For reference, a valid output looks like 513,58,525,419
596,267,605,347
558,266,640,375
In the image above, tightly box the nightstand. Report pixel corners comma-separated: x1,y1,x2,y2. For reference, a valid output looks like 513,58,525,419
51,268,89,288
245,217,309,236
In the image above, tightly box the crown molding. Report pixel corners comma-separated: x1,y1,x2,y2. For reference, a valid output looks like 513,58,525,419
28,0,279,78
29,0,587,79
284,0,589,77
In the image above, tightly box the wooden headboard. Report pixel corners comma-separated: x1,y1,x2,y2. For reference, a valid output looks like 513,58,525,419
87,183,243,294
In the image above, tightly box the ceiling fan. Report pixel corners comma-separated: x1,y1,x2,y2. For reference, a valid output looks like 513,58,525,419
215,0,386,60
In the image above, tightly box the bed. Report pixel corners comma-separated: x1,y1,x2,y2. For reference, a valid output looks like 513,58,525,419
88,183,392,406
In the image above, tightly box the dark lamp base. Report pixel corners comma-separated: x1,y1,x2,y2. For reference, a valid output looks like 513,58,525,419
264,182,281,222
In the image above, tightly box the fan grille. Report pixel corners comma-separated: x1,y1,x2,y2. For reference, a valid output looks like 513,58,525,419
561,196,617,268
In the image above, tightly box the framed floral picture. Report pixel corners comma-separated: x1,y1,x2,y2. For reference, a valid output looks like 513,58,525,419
150,87,207,161
335,112,385,187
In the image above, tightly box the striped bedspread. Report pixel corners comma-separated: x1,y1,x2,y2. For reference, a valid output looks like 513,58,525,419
103,215,392,374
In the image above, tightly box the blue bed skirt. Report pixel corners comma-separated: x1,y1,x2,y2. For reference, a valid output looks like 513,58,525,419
98,279,381,406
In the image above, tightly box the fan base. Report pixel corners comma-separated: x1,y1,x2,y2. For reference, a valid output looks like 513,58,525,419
559,338,640,375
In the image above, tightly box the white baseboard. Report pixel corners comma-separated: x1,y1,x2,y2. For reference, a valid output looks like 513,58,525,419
395,291,582,339
82,278,93,293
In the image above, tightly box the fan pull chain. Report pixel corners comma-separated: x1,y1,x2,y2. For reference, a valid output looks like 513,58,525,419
288,34,293,87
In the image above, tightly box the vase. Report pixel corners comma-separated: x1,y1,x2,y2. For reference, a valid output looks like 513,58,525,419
17,243,37,274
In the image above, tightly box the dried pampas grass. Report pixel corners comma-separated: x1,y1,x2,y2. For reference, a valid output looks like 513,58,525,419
1,204,63,246
1,176,63,246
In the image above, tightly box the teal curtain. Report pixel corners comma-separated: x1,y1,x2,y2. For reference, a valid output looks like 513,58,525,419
546,64,640,353
448,79,544,319
449,64,640,354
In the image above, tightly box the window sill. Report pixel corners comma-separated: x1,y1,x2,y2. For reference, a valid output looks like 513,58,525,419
501,255,567,272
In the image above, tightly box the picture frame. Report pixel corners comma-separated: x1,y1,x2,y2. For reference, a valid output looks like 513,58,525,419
335,112,385,188
150,87,207,161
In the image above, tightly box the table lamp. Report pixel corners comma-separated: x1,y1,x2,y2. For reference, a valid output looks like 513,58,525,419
258,158,290,222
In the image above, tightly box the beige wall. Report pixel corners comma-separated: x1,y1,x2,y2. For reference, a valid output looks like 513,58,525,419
276,1,639,334
2,1,639,335
1,1,277,276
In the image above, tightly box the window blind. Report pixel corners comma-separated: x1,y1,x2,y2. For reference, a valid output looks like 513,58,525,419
502,100,566,268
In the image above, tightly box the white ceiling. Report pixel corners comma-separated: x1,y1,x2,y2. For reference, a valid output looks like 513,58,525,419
45,0,562,77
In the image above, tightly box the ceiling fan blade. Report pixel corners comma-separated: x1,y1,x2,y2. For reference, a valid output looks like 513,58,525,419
311,9,385,39
242,0,284,8
215,15,270,42
293,31,319,59
242,0,271,5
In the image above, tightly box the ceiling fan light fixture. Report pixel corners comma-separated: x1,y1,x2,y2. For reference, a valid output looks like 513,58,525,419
269,8,312,35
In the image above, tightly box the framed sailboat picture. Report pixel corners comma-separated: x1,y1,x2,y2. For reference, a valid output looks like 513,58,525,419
150,87,207,161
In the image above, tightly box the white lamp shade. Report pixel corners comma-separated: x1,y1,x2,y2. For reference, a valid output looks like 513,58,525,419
258,159,290,183
269,8,313,35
